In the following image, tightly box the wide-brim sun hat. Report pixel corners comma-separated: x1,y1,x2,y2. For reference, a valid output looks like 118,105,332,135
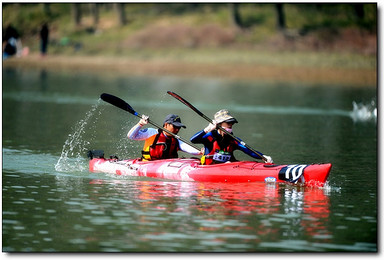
214,109,238,124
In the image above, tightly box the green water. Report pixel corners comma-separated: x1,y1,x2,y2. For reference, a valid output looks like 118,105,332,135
2,67,377,252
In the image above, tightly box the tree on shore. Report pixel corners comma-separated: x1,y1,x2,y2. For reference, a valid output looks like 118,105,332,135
72,4,82,26
115,3,127,26
275,3,286,31
90,3,99,27
229,3,243,29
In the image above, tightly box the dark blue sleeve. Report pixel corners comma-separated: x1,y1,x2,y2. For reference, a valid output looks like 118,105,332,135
236,137,264,160
190,130,208,144
190,130,214,154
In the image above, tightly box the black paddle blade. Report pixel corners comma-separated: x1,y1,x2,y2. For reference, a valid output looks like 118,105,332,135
100,93,138,116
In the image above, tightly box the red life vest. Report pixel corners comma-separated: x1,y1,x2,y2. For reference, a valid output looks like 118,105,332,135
203,135,237,165
141,130,179,160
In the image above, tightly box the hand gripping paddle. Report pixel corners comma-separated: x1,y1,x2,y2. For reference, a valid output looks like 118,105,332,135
100,93,200,150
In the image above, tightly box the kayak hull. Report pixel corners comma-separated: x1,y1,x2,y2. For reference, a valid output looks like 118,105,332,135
89,157,331,187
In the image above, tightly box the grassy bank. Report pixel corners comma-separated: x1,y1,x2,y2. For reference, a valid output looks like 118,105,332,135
3,3,377,87
3,52,376,87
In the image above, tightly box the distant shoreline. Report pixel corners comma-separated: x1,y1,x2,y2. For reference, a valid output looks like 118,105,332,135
3,53,377,88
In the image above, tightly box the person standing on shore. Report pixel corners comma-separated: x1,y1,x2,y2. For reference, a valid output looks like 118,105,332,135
40,22,49,57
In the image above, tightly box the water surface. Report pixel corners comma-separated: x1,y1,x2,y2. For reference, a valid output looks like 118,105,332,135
2,67,377,252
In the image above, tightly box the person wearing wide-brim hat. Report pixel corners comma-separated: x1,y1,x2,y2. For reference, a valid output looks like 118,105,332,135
191,109,273,165
128,114,201,161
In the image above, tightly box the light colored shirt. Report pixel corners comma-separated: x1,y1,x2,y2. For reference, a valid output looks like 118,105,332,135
127,124,201,155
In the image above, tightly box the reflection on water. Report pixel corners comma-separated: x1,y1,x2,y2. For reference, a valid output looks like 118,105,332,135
68,179,334,252
126,181,332,244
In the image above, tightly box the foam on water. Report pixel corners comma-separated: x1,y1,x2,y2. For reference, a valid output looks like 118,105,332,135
350,99,377,123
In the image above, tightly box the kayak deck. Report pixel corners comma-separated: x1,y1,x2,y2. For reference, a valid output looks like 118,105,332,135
89,157,331,187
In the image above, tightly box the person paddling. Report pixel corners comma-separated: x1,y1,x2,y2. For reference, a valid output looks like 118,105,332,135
128,114,201,161
190,109,273,165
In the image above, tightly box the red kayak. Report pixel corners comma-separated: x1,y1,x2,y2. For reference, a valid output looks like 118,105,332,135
88,150,331,187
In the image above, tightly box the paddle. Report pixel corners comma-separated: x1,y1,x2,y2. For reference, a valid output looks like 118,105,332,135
100,93,200,150
167,91,268,162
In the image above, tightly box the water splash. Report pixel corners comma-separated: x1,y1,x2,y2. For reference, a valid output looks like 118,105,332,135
350,99,377,123
55,100,102,172
321,181,342,195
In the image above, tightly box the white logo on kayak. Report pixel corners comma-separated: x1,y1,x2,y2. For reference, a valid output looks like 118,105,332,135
279,164,307,183
265,177,276,182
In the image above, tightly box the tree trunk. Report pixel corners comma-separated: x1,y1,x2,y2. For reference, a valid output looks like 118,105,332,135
91,3,99,26
353,3,365,19
72,4,82,26
115,3,126,26
229,3,243,28
275,3,286,31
